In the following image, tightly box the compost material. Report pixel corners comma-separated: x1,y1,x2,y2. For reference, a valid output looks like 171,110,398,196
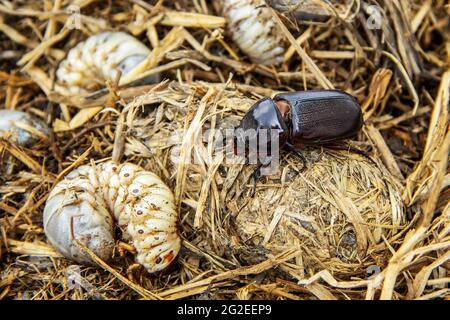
0,0,448,300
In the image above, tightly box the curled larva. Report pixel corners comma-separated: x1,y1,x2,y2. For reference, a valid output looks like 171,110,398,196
0,110,49,146
43,161,181,273
221,0,286,65
56,32,159,94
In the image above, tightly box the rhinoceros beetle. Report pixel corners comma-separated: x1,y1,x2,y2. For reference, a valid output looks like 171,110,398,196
233,90,365,195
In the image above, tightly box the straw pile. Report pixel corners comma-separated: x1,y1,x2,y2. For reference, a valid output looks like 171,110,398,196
227,151,405,279
0,0,449,300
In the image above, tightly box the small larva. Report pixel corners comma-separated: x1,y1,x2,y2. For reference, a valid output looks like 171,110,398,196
0,110,49,147
43,160,181,273
56,32,158,94
221,0,286,65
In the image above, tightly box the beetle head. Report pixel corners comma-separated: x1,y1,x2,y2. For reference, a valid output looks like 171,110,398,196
234,98,289,160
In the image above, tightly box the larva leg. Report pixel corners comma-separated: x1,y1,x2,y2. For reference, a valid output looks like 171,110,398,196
0,110,49,147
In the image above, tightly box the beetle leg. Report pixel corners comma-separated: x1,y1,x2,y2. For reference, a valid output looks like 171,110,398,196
249,164,262,197
117,241,137,257
325,144,376,165
285,142,307,172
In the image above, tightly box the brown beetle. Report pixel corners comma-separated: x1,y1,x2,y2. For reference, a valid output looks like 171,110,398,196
234,90,364,194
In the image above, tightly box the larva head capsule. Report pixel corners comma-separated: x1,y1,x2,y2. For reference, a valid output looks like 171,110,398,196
56,32,160,95
43,161,181,273
0,110,49,147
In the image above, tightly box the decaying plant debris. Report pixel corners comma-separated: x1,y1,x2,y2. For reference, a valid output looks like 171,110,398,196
0,0,449,300
227,151,405,279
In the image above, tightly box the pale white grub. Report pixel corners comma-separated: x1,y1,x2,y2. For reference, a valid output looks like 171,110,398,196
221,0,286,65
56,32,159,94
0,110,49,146
43,161,181,273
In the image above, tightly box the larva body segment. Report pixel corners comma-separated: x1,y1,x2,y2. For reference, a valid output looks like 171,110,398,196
0,110,49,146
221,0,286,65
43,161,181,273
56,32,159,94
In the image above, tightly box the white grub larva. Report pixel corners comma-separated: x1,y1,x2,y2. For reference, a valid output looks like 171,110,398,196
56,32,158,94
0,110,49,147
43,161,181,273
221,0,286,65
